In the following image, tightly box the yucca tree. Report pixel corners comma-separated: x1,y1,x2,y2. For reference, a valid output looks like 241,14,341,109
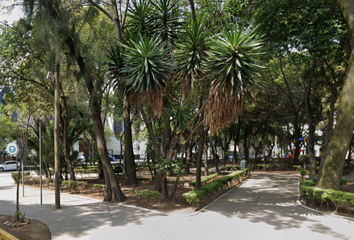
205,26,264,135
126,0,154,37
175,21,210,100
152,0,181,46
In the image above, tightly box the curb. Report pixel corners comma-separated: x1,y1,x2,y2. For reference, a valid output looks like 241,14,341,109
0,228,20,240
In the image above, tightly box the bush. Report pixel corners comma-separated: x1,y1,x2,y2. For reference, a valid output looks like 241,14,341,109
189,173,219,187
11,172,30,183
299,169,308,178
133,189,160,207
183,168,249,208
61,180,79,192
220,166,241,171
298,155,310,164
299,179,354,213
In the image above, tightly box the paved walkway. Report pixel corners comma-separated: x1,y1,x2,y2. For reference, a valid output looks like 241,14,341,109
0,172,353,240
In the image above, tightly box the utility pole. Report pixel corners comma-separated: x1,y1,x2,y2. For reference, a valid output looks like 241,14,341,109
54,60,61,209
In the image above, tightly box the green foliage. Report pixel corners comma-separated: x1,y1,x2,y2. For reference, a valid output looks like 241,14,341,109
207,26,264,99
299,169,308,178
122,34,173,94
93,184,106,191
174,21,210,78
166,99,193,132
220,166,241,171
189,173,219,187
298,155,310,164
75,166,99,174
11,172,30,183
293,165,302,171
183,168,249,207
61,180,78,192
341,178,348,185
133,189,160,207
155,158,186,176
299,179,354,212
14,211,21,217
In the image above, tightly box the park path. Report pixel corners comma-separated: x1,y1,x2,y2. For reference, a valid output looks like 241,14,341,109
0,172,353,240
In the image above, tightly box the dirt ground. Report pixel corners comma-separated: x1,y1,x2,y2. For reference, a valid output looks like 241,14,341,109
42,172,246,214
0,215,51,240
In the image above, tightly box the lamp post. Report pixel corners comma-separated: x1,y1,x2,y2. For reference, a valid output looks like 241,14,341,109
47,60,60,209
54,61,60,209
39,118,42,205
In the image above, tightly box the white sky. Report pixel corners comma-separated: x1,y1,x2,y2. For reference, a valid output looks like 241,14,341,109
0,0,24,25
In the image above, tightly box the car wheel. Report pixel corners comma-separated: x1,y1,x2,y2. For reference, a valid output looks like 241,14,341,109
17,167,20,171
0,168,4,172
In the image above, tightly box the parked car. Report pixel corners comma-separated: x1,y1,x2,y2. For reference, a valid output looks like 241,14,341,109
0,161,20,172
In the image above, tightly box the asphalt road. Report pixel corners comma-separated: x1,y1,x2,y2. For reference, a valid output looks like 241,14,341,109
0,172,353,240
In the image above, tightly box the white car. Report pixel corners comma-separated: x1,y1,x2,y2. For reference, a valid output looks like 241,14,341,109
0,161,20,172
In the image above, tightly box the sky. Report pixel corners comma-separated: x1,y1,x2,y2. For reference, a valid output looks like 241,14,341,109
0,0,24,25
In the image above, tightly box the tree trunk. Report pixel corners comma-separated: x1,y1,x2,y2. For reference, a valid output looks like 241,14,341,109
244,126,249,160
317,0,354,189
318,69,338,179
295,64,316,177
62,96,75,181
204,142,209,176
195,126,205,189
91,105,126,201
189,0,197,22
211,139,220,173
137,101,160,160
123,95,137,185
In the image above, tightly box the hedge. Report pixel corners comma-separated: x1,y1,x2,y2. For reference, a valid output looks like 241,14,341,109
249,164,270,170
220,166,241,171
189,173,219,187
299,179,354,213
183,168,249,208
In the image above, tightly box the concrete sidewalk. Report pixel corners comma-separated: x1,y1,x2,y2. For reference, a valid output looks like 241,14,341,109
1,172,354,240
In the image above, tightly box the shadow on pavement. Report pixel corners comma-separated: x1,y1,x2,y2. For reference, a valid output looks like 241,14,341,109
204,172,352,240
0,199,168,239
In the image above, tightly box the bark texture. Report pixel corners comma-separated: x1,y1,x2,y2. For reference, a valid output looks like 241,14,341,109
317,0,354,189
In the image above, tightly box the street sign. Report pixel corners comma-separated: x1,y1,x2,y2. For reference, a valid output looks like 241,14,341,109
6,142,19,156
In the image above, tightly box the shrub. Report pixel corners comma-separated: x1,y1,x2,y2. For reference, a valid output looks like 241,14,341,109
11,172,30,183
299,179,354,213
133,189,160,207
299,169,308,178
189,173,219,187
293,165,302,171
299,155,310,164
220,166,241,171
61,180,79,192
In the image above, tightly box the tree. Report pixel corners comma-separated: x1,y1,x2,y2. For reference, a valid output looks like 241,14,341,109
317,0,354,189
253,0,348,177
22,0,126,201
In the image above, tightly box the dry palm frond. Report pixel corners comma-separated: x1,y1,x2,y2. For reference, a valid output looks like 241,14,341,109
205,82,244,136
181,74,192,101
144,88,164,118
